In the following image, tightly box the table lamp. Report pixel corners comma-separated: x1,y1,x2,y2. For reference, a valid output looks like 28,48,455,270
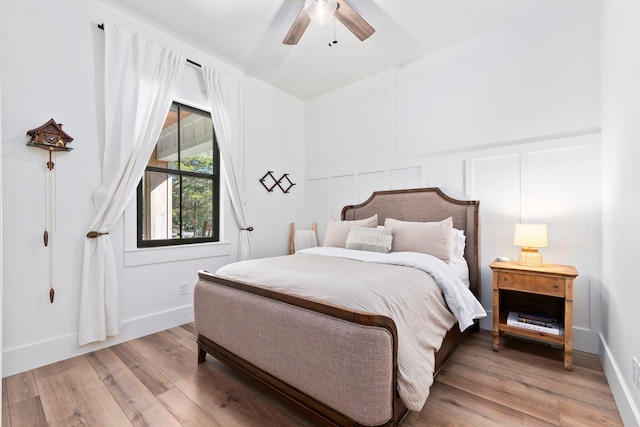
513,223,547,266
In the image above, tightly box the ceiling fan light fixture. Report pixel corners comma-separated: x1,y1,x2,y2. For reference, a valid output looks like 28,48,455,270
304,0,337,26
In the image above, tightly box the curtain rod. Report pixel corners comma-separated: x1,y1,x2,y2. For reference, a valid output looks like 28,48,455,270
97,23,202,68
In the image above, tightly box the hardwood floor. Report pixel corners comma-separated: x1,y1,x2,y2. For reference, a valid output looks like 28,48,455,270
2,325,623,426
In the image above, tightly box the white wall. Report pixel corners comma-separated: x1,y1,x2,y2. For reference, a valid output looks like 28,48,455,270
1,0,305,376
244,81,306,259
305,0,602,352
601,1,640,425
0,53,4,418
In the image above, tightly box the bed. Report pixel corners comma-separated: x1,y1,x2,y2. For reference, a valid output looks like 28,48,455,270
194,187,483,426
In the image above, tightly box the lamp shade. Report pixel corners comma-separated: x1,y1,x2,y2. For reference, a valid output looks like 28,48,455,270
305,0,337,25
513,223,548,248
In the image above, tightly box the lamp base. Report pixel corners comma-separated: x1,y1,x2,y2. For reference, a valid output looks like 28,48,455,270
518,249,543,266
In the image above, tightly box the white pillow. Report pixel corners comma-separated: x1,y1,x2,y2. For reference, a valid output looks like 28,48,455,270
384,217,453,263
449,228,466,261
346,226,393,253
323,214,378,247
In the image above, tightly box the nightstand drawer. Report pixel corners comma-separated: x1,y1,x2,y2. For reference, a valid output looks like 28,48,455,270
498,272,565,297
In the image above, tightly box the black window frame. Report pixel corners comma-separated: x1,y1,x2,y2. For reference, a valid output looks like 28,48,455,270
136,101,220,248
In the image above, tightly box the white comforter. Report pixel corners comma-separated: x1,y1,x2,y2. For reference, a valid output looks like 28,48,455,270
215,248,486,411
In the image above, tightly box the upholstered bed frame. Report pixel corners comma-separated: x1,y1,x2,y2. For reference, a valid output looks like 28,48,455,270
194,187,480,426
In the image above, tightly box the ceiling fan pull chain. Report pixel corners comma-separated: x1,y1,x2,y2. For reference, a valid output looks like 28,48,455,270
329,15,338,47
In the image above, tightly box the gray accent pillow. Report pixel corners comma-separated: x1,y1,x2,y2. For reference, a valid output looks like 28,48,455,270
346,227,393,253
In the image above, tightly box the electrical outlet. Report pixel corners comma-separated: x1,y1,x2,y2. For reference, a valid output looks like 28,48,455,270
633,357,639,389
179,282,188,295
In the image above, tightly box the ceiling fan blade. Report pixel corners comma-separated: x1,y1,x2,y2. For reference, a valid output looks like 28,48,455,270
282,7,311,45
335,0,375,41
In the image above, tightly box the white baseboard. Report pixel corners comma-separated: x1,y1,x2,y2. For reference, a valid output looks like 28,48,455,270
599,333,640,427
478,314,493,331
573,326,600,354
2,304,194,378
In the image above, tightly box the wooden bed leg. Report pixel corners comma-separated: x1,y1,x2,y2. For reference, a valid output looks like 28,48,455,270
198,346,207,364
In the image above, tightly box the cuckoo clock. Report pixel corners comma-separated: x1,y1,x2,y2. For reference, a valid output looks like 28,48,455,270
26,119,74,303
27,118,73,167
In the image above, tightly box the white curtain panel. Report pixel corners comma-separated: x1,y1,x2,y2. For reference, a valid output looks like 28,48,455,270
78,23,185,345
202,67,253,261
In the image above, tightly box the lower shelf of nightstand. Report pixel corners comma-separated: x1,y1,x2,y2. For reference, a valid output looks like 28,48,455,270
498,312,565,346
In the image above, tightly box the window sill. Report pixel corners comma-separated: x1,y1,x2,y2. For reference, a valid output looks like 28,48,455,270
124,241,232,267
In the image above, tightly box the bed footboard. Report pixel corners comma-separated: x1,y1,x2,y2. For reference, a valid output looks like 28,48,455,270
195,272,408,427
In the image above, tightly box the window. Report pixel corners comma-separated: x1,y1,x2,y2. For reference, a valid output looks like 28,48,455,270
137,102,220,247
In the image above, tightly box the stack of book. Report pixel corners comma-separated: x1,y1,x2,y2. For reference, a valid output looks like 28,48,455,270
507,311,564,335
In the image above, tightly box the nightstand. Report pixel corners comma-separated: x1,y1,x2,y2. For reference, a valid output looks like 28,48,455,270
490,260,579,370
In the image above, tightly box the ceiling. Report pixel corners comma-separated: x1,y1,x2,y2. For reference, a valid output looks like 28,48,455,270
97,0,575,100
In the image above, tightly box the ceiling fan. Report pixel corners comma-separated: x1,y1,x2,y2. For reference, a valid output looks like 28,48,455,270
283,0,375,45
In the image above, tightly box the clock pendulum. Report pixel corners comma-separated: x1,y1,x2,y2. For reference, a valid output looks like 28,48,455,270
44,149,55,303
26,119,74,303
